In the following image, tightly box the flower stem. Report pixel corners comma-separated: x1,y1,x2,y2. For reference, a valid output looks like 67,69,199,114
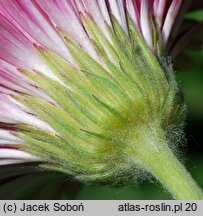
142,146,202,199
129,127,203,199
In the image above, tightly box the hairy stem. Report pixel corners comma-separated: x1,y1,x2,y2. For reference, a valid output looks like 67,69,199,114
129,126,203,199
142,146,202,199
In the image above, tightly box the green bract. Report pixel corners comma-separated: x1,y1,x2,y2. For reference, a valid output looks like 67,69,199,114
15,18,186,186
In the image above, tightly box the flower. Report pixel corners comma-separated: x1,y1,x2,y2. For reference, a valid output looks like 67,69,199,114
0,0,202,199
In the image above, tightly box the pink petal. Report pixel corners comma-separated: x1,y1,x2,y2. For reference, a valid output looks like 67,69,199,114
0,15,55,78
0,149,41,165
0,159,36,165
0,129,26,145
140,0,153,48
126,0,139,28
96,0,112,27
107,0,128,34
154,0,168,28
73,0,112,42
0,59,53,100
0,94,53,132
162,0,183,44
0,0,73,63
35,0,99,61
0,149,38,159
132,0,142,23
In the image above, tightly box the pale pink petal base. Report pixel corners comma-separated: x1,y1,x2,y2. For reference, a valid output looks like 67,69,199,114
0,149,41,165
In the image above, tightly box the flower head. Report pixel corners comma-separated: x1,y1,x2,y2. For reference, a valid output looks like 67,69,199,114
0,0,192,186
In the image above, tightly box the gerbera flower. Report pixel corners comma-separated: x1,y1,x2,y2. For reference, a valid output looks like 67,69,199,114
0,0,202,199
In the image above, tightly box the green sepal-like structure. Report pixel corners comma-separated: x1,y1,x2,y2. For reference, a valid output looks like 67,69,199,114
12,16,203,199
